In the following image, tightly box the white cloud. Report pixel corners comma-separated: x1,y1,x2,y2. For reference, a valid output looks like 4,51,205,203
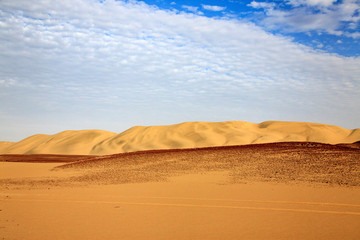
0,78,25,87
182,5,198,12
201,4,226,11
287,0,337,7
248,0,360,38
247,1,275,9
0,0,359,140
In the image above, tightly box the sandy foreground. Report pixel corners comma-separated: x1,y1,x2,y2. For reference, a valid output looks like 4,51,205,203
1,142,360,240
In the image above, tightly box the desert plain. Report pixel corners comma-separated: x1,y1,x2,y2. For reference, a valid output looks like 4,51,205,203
1,121,360,240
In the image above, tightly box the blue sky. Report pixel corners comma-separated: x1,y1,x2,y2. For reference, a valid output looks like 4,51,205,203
0,0,359,141
140,0,360,56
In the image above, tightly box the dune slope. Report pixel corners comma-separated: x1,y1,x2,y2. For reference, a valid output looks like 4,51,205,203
0,130,116,155
0,121,359,155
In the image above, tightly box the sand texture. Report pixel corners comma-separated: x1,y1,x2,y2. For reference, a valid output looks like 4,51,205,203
0,142,359,239
1,121,359,155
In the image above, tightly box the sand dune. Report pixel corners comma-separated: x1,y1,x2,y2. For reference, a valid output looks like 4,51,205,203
54,142,360,187
0,121,359,155
1,142,359,239
0,130,116,155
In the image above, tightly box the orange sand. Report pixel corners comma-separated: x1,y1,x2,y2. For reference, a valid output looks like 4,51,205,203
1,170,359,240
1,142,359,239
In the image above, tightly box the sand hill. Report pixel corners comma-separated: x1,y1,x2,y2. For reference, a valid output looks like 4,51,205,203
0,130,116,155
0,121,359,155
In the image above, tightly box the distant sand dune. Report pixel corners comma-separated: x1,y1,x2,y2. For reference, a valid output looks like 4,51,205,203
0,130,116,155
0,121,359,155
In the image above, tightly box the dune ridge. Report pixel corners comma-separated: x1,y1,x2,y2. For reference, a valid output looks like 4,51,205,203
0,121,359,155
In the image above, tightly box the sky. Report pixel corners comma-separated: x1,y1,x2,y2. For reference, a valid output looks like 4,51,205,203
0,0,359,141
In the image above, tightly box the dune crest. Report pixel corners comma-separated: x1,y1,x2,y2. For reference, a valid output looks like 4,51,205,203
0,121,359,155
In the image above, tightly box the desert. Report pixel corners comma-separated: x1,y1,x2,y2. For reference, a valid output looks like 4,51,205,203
1,121,360,240
2,1,360,239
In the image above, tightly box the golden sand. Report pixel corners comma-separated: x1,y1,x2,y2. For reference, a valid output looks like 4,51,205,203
1,142,359,240
1,121,359,155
